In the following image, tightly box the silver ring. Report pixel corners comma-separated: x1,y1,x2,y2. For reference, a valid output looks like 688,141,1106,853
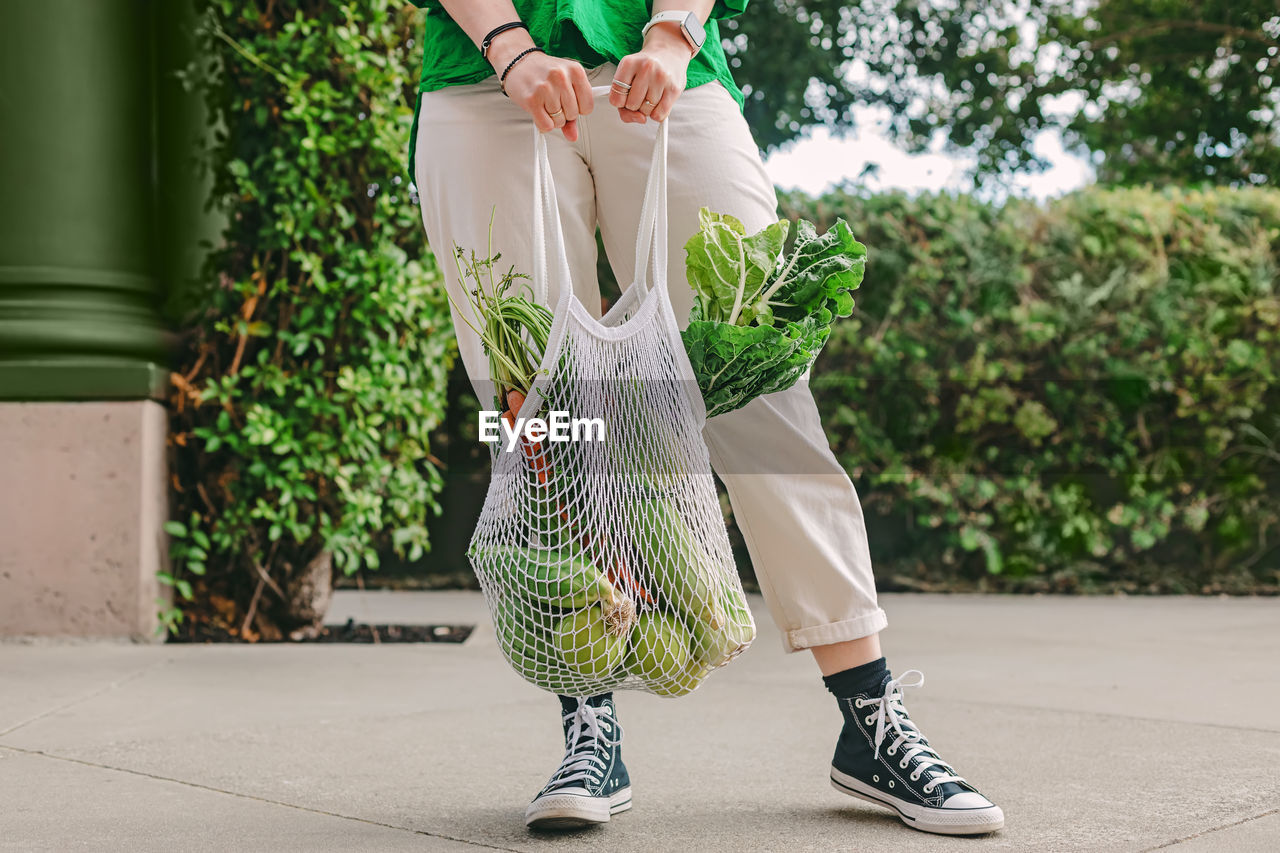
611,79,632,91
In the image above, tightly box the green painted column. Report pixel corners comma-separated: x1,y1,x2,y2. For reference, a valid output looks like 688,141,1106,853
0,0,213,399
0,0,215,639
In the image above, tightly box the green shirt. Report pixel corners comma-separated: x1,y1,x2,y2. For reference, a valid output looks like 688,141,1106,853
406,1,749,185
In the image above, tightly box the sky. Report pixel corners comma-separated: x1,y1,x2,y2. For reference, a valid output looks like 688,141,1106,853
762,103,1096,202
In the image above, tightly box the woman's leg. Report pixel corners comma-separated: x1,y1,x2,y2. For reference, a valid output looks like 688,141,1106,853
413,81,631,831
584,66,887,658
585,67,1003,836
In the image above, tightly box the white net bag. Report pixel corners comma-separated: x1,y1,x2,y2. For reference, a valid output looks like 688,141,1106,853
468,120,755,698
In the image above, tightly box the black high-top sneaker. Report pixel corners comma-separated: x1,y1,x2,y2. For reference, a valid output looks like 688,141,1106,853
830,670,1004,835
525,694,632,830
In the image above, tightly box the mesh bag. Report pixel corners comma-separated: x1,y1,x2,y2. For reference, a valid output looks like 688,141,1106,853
468,120,756,698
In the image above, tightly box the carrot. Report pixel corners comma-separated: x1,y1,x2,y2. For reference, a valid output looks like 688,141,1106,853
503,390,553,486
606,557,658,607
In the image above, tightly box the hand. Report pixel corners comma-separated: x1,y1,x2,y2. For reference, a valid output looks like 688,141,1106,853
491,37,593,141
609,24,693,124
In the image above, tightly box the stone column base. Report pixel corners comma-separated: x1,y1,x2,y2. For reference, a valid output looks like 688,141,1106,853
0,400,170,641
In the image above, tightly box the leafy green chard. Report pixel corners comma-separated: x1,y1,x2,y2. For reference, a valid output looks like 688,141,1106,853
762,218,865,323
685,210,788,326
681,208,867,417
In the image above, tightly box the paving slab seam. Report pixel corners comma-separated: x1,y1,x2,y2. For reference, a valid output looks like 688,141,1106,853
1141,806,1280,850
878,694,1280,737
0,656,177,738
0,744,523,853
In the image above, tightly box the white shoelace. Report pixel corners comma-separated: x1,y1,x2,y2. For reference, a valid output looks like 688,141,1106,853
546,702,623,790
855,670,965,795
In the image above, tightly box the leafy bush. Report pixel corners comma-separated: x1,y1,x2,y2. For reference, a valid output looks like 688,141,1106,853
164,0,454,638
780,185,1280,593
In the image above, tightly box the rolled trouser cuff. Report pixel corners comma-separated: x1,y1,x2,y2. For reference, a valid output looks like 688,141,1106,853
783,608,889,653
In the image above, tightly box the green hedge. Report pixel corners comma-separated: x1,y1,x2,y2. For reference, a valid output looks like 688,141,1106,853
778,185,1280,593
163,0,1278,609
163,0,454,637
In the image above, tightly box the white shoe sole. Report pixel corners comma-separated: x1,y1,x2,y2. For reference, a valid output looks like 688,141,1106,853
525,786,632,830
831,766,1004,835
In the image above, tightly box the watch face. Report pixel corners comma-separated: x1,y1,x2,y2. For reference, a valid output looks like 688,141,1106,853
682,11,706,48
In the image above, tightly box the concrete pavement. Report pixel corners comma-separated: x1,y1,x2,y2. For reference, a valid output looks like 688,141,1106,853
2,592,1278,852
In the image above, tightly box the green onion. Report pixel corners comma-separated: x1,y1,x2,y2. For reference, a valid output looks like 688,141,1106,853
446,213,554,409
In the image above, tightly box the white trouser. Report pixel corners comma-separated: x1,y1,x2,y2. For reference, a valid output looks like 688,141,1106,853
414,61,887,652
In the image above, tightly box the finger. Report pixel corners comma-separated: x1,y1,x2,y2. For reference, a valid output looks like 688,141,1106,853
531,107,555,133
624,63,653,112
527,80,556,132
556,97,577,125
609,59,636,108
608,79,631,109
569,64,593,116
540,66,569,123
652,86,680,123
547,66,578,123
561,117,579,142
639,82,664,120
542,103,566,130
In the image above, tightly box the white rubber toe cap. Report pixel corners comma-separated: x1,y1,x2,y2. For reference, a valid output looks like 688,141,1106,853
942,792,995,809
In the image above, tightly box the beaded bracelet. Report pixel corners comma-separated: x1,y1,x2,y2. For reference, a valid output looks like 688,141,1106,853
499,46,545,96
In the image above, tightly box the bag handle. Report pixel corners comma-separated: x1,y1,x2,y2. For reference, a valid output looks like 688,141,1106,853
631,119,669,300
531,103,669,306
531,121,574,308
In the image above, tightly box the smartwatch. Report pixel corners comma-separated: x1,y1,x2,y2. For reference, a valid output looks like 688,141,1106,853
641,11,706,57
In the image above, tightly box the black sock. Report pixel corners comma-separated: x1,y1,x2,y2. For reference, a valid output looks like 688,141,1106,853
558,692,612,714
822,657,890,699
